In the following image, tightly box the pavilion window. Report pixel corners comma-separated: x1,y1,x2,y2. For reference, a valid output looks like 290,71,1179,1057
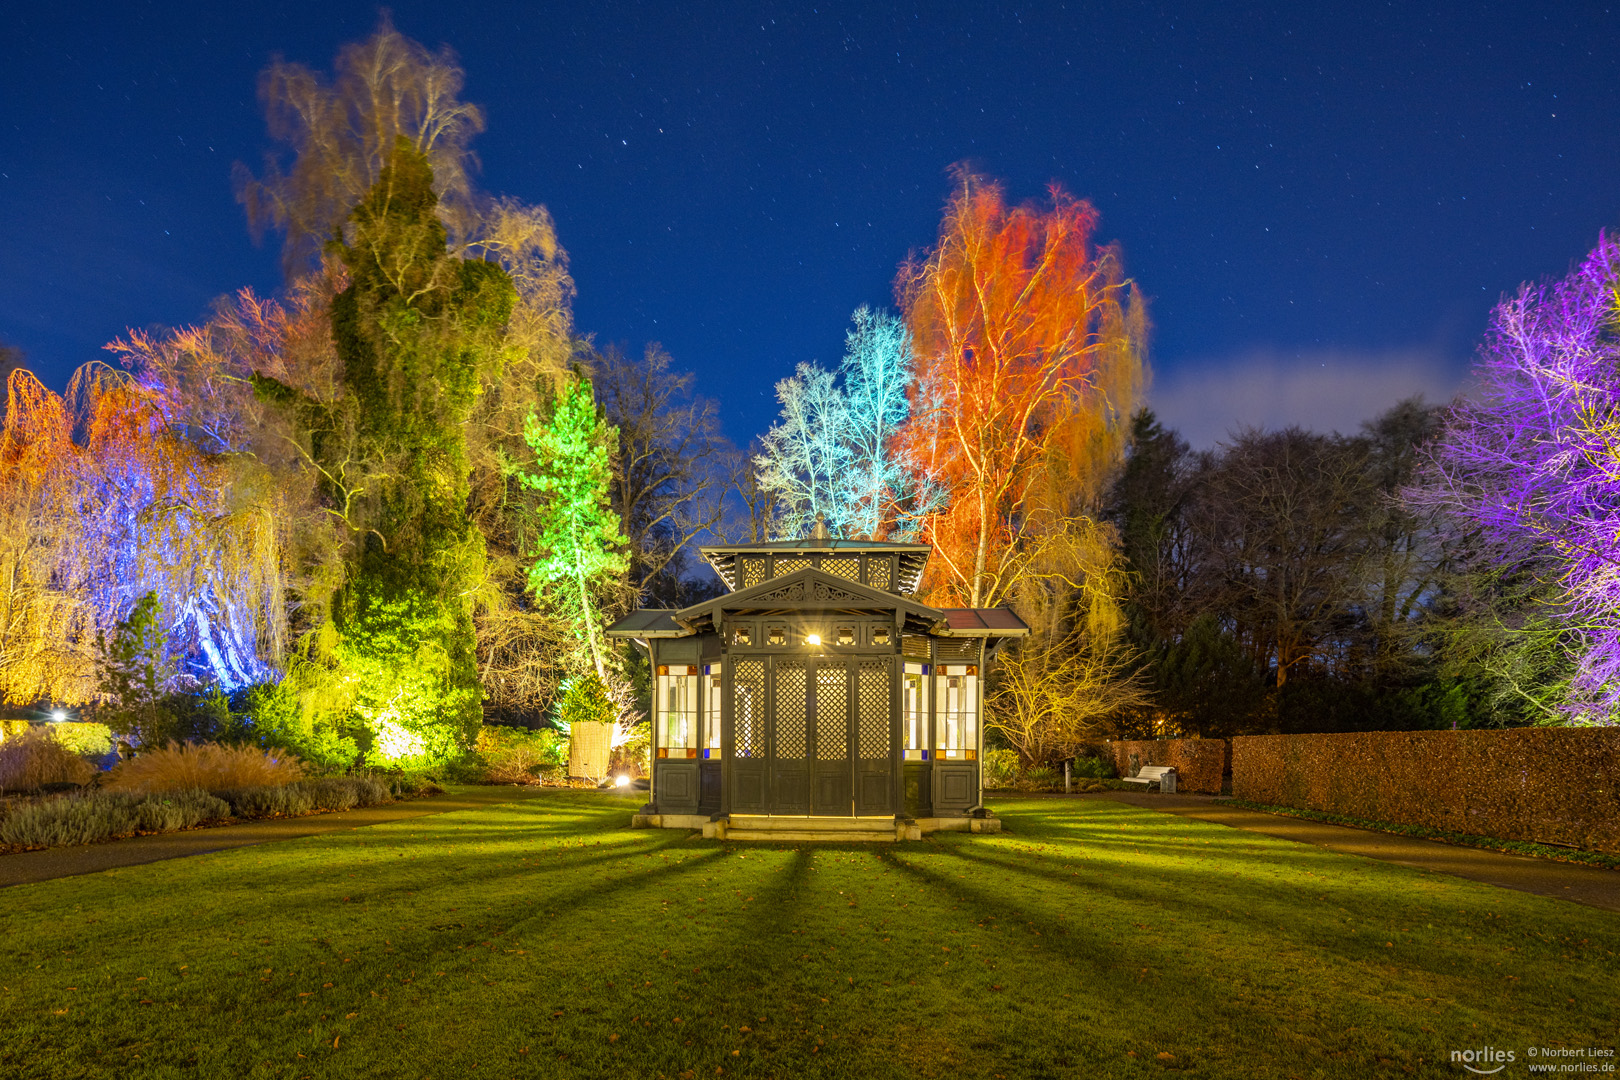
655,664,699,759
934,664,978,760
903,661,929,760
767,625,787,647
701,663,723,758
835,626,856,646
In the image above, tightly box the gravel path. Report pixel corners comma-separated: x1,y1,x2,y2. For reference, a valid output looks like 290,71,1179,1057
1102,790,1620,913
0,784,559,889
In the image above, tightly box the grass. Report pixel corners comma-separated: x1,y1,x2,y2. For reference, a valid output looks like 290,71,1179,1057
1227,798,1620,871
0,793,1614,1080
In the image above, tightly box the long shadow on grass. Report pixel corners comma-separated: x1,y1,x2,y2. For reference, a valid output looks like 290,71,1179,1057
940,837,1487,977
875,841,1483,1076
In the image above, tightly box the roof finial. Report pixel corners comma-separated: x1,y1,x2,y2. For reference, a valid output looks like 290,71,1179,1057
810,512,831,542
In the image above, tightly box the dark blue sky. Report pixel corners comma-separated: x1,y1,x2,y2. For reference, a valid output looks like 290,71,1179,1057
3,2,1618,446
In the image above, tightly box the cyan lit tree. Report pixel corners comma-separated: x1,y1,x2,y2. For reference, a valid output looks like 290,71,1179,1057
755,307,936,540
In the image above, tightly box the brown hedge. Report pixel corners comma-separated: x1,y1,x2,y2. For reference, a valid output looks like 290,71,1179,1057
1232,728,1620,855
1106,738,1226,794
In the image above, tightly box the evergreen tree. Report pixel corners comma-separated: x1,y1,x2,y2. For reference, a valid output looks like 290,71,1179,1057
96,592,171,752
520,375,629,679
255,140,515,764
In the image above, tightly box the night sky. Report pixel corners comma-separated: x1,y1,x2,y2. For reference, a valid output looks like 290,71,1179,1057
3,2,1619,447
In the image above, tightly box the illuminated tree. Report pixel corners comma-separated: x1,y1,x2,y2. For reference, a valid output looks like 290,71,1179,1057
755,361,849,539
254,142,515,763
236,14,486,275
238,22,578,727
898,171,1146,608
755,307,938,540
0,359,289,708
1419,237,1620,722
520,375,629,680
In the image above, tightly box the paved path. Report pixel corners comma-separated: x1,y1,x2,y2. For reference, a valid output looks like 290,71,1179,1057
0,785,557,889
1101,791,1620,914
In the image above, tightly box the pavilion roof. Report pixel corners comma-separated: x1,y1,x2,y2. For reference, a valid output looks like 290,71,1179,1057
699,539,931,594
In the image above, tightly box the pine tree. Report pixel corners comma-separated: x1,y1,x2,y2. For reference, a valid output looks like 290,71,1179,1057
520,375,629,679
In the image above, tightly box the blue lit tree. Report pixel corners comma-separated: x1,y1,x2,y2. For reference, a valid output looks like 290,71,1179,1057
754,307,940,540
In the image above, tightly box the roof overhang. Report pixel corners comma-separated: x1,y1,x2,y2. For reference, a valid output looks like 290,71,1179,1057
604,609,692,640
937,608,1031,638
672,566,947,636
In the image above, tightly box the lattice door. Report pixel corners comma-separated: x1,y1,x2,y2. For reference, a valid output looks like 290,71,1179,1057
810,663,852,814
733,659,765,758
855,657,895,814
857,660,890,758
776,661,808,758
814,666,849,761
770,659,811,812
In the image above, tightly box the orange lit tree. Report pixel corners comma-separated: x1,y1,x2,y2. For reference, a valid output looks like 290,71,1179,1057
897,171,1146,609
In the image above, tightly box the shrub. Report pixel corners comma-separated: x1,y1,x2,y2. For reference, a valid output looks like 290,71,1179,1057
555,673,615,730
0,789,228,848
983,748,1019,789
1071,755,1116,779
476,726,570,784
48,722,115,761
106,742,303,794
0,729,98,792
299,777,358,811
1017,766,1061,791
236,680,361,773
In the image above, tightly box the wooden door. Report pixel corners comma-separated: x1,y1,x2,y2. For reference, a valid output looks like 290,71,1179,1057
810,661,851,815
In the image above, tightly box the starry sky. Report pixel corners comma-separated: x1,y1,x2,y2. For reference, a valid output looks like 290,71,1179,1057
3,2,1619,447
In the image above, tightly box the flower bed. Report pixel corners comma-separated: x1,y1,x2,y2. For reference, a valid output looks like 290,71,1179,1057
0,775,425,853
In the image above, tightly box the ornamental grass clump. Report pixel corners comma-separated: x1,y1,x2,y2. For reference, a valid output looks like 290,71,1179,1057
212,776,391,817
0,789,228,848
211,784,316,818
106,742,303,794
0,728,99,792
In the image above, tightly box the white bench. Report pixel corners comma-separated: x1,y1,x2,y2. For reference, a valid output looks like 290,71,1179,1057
1120,765,1177,793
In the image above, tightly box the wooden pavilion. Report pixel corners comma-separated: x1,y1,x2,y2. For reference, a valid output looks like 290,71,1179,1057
606,522,1028,840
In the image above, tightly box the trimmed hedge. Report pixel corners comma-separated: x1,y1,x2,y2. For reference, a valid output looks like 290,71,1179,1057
1106,738,1227,794
1232,728,1620,855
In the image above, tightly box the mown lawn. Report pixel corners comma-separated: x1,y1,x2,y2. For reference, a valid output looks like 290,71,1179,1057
0,792,1614,1079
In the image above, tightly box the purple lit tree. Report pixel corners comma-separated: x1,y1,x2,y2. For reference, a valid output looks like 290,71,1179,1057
1421,237,1620,722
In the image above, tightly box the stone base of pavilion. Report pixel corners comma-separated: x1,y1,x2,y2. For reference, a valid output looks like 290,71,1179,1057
629,812,1002,842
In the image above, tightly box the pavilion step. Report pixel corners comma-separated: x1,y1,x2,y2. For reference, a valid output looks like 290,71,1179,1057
726,815,895,833
724,828,896,843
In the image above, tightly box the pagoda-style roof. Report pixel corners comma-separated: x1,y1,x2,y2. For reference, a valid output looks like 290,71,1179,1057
674,566,946,636
699,538,930,595
606,565,1029,642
